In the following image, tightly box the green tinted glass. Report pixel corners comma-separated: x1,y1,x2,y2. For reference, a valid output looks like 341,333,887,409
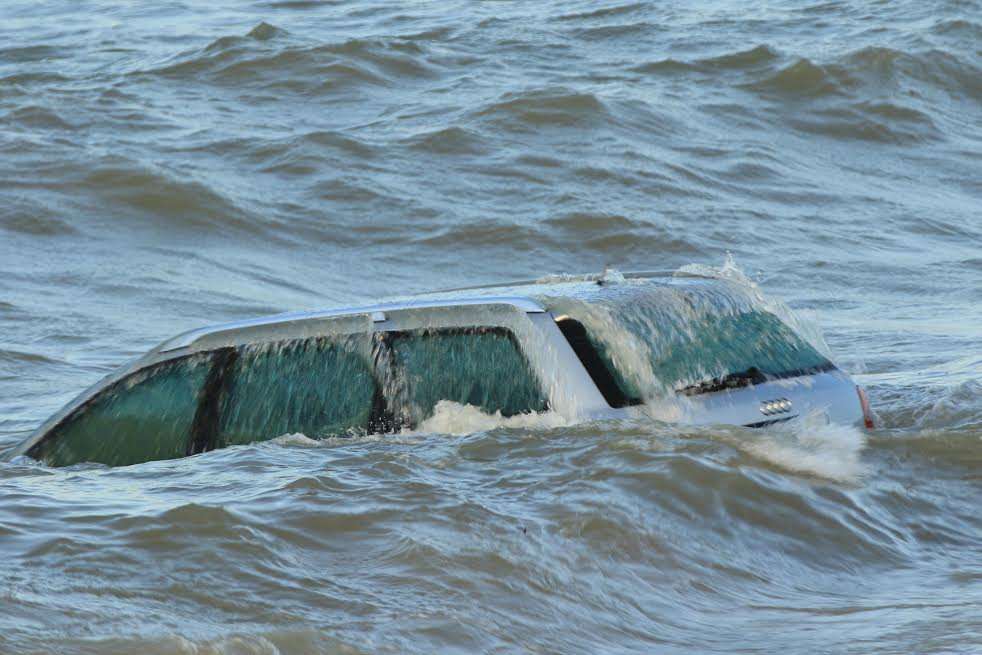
33,355,212,467
388,328,548,420
651,310,832,388
217,337,376,446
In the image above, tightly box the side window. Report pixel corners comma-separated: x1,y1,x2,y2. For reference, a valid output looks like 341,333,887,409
384,327,548,422
555,317,642,408
216,336,377,446
30,354,213,467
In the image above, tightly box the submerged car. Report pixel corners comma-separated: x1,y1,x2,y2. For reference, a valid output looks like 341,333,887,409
7,270,874,467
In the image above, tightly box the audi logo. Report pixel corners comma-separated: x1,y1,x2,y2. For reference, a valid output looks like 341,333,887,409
760,398,793,416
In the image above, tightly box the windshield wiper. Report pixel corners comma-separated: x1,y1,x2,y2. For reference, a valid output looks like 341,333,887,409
677,366,768,396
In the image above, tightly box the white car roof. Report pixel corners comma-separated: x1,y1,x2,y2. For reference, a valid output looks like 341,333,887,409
158,296,546,353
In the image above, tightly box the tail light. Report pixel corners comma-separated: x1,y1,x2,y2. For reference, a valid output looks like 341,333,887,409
856,386,875,429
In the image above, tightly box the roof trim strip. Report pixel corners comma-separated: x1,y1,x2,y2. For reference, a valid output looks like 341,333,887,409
158,297,545,352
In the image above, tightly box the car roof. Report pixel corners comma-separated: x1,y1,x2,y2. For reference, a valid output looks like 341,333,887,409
157,296,546,353
158,270,718,354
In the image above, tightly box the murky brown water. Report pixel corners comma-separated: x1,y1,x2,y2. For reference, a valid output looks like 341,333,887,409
1,1,981,653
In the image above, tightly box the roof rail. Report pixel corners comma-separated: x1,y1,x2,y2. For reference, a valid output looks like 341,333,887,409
159,296,545,352
428,269,715,294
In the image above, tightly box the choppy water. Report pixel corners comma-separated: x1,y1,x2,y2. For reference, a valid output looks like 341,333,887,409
1,1,981,652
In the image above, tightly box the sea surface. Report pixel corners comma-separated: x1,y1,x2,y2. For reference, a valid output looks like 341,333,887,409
1,1,981,653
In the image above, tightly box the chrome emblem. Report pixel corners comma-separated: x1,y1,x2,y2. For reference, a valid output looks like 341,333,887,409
760,398,792,416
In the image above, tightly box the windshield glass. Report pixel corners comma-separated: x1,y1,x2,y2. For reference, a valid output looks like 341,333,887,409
31,354,214,467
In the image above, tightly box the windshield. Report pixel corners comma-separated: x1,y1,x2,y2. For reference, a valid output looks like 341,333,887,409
31,354,214,467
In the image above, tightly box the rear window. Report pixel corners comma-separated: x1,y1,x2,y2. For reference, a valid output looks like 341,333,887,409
383,327,548,422
657,310,834,394
554,302,834,401
31,354,214,467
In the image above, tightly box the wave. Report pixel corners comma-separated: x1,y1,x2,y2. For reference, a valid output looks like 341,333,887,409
845,46,982,100
413,401,570,435
0,44,66,64
627,42,978,145
555,3,647,22
0,71,70,87
632,42,982,100
699,44,781,70
931,17,982,39
868,427,982,472
405,213,706,255
742,45,982,106
473,88,610,128
177,130,381,178
728,417,867,482
788,104,940,144
909,379,982,431
0,349,65,366
0,105,76,131
141,22,437,94
745,57,848,97
38,631,368,655
402,126,488,156
3,397,974,651
630,57,698,75
0,208,78,237
68,157,274,238
544,212,704,251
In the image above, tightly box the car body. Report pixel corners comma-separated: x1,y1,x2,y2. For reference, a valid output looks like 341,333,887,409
6,270,872,467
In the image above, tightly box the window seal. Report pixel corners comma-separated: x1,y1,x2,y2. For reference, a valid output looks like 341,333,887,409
554,317,643,409
187,347,238,456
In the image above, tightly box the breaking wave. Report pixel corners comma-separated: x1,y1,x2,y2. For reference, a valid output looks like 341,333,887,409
414,400,570,435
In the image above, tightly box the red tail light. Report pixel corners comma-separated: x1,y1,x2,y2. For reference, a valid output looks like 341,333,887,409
856,386,874,429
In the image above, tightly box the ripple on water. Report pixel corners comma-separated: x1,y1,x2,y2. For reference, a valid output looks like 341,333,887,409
0,0,980,652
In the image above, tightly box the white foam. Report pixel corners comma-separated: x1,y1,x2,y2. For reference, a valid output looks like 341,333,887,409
269,432,322,447
167,634,283,655
734,413,867,482
640,395,689,423
411,400,569,435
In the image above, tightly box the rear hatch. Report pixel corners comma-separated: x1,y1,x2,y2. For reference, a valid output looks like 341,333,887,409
663,309,864,427
541,278,866,427
681,369,864,428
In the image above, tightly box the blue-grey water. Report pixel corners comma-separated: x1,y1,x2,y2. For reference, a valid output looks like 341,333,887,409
1,1,981,653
